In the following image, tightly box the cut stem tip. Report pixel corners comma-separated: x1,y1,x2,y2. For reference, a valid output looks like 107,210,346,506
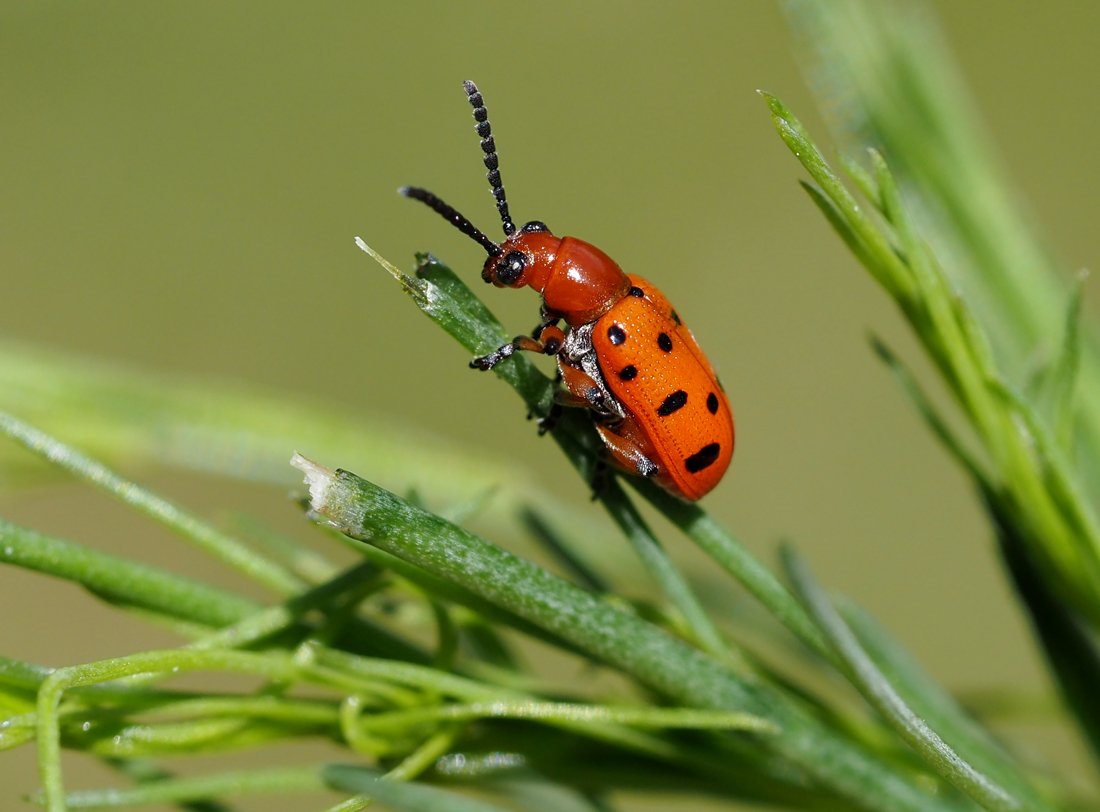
290,452,334,512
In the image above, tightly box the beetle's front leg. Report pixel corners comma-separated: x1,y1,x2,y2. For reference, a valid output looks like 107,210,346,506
531,308,562,341
471,325,566,370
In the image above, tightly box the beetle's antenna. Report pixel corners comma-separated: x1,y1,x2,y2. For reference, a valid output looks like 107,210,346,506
400,186,502,257
464,80,515,237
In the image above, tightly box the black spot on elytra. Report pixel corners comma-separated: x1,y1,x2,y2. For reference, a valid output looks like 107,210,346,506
685,442,721,473
628,286,645,298
618,365,638,381
657,332,673,352
608,325,626,345
671,310,682,325
656,390,688,416
706,392,719,414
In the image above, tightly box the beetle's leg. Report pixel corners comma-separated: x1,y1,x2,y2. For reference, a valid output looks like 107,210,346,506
470,336,541,370
552,387,598,409
584,433,659,501
530,350,587,433
531,310,561,341
593,422,660,479
471,325,566,371
536,385,609,434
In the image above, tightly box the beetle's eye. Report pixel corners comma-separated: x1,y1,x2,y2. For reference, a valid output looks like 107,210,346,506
496,251,526,285
520,220,549,233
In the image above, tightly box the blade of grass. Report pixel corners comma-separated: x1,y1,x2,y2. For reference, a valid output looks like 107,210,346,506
598,477,740,666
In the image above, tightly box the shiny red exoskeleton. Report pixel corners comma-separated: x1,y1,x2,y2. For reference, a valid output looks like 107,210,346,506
402,81,733,500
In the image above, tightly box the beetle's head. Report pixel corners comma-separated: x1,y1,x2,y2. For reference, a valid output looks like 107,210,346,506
479,221,560,290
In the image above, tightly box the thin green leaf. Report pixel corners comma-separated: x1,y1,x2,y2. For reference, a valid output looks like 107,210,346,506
36,650,326,810
839,597,1051,809
598,478,738,665
761,90,914,301
998,512,1100,772
357,700,776,734
782,546,1038,812
102,757,236,812
520,508,610,595
838,152,880,211
1040,275,1086,451
800,180,878,273
49,765,325,809
324,765,512,812
356,239,555,413
630,481,832,662
0,517,428,665
0,519,258,628
0,412,302,595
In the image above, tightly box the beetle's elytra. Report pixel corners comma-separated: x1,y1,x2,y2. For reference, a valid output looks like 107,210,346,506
402,81,733,500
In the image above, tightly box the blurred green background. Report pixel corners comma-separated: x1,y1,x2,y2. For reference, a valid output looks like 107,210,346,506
2,2,1099,808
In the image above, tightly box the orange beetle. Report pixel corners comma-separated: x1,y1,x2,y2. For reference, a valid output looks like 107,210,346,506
402,81,734,500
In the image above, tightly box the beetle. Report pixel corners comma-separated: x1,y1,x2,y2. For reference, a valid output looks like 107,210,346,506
401,80,734,500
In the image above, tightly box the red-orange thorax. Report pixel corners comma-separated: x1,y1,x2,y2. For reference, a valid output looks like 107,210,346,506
499,232,632,327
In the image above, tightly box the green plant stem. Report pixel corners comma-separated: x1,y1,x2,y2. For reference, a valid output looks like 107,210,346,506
299,455,974,812
598,478,740,666
357,700,774,734
0,518,428,664
36,651,311,810
0,519,258,628
638,482,833,661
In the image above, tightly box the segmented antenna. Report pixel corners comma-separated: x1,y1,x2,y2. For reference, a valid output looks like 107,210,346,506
463,80,515,237
400,186,502,257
